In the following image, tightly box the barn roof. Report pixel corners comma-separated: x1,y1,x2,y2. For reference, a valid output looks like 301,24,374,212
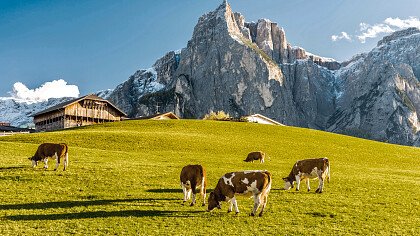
243,114,284,125
128,112,180,120
32,94,127,117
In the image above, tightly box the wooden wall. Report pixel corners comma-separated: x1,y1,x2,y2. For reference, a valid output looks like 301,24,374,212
34,99,125,132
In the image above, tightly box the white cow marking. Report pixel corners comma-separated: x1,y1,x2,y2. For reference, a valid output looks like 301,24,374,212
246,180,259,194
222,173,235,187
241,178,249,185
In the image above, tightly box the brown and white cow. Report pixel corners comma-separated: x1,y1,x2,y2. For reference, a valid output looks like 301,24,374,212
207,170,272,217
28,143,69,171
243,151,268,163
180,164,206,206
282,157,330,193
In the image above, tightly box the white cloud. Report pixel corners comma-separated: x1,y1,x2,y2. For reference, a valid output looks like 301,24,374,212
384,17,420,29
8,79,79,103
357,23,394,43
331,17,420,43
331,32,352,42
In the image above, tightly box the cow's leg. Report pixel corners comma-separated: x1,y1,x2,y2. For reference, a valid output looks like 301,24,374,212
306,178,311,192
54,153,59,171
190,184,197,206
201,177,206,206
295,175,301,191
43,158,48,169
316,172,324,193
251,194,262,216
187,189,191,200
232,197,239,214
63,152,68,171
228,199,233,213
181,182,188,204
258,194,268,217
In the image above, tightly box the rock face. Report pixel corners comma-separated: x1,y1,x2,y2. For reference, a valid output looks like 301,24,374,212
328,28,420,145
107,2,420,146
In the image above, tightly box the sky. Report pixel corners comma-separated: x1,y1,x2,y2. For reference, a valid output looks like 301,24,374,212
0,0,419,101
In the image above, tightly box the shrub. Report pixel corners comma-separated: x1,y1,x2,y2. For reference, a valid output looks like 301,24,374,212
203,111,232,121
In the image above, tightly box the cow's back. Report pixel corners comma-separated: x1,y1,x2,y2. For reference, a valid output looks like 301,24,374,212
295,158,328,173
218,170,271,195
245,151,264,161
34,143,68,160
180,165,205,184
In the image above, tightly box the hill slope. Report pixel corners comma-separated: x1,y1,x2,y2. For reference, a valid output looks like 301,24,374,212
0,120,419,235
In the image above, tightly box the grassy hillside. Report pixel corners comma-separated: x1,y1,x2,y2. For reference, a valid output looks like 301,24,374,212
0,120,419,235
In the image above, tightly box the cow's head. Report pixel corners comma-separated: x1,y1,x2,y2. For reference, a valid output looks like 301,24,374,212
28,157,38,168
282,177,294,190
207,192,221,212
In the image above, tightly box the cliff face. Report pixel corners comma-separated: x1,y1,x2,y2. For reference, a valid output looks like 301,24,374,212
328,28,420,145
108,2,420,146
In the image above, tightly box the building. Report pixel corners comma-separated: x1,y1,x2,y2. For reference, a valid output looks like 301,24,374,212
0,122,11,126
33,94,127,132
129,112,180,121
242,114,284,126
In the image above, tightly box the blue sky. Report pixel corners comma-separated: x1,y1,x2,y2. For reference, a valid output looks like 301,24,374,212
0,0,419,98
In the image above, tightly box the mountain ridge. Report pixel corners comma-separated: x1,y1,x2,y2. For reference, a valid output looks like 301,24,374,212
107,1,420,146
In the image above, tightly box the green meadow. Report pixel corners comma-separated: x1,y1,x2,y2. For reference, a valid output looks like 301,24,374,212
0,120,419,235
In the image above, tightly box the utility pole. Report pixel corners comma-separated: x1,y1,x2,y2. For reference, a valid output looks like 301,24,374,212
155,102,161,114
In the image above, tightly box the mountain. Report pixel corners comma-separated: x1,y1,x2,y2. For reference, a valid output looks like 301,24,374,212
106,1,420,146
0,97,73,128
328,28,420,145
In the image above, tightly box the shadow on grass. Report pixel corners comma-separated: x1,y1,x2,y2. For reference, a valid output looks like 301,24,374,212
5,209,203,221
0,166,26,171
0,198,178,210
147,188,214,193
306,212,336,218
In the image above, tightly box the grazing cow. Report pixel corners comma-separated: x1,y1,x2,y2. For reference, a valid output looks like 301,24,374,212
244,151,268,163
28,143,69,171
207,170,272,217
180,165,207,206
282,157,330,193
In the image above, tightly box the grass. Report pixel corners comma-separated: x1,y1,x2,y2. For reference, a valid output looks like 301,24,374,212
0,120,419,235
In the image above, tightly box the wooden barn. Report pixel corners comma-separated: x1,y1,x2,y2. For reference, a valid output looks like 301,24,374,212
33,94,127,132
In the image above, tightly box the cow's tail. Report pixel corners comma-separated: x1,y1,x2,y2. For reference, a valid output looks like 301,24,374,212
326,158,330,183
59,143,69,164
199,166,206,195
265,171,272,193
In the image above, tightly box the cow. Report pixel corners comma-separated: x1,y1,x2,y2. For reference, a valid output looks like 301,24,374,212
180,164,207,206
243,151,268,163
28,143,69,171
207,170,272,217
282,157,330,193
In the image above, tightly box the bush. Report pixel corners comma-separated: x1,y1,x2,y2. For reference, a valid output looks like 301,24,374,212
203,111,232,121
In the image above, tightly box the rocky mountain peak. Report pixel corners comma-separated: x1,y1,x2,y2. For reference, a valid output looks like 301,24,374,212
378,27,420,46
106,3,420,147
